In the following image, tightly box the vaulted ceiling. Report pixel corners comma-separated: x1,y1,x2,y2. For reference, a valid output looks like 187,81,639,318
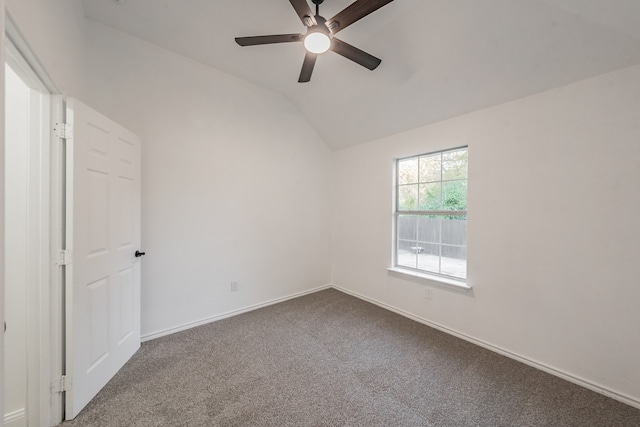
81,0,640,150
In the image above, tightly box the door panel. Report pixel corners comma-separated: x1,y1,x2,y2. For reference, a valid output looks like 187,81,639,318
65,98,141,419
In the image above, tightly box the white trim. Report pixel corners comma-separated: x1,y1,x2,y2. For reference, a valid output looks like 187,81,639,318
387,267,471,290
26,74,52,427
4,408,26,427
141,284,332,342
330,284,640,411
0,5,5,423
5,27,57,427
5,13,58,94
48,95,66,426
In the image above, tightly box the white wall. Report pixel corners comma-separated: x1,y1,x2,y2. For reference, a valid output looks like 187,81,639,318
3,65,29,426
332,64,640,406
82,21,333,337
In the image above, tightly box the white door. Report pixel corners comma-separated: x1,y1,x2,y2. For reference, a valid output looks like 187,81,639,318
65,98,142,419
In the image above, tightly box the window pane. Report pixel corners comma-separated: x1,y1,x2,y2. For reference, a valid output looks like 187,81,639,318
398,184,418,210
395,147,468,281
418,183,442,210
398,215,418,241
417,216,440,244
441,217,466,246
441,245,467,278
419,154,441,183
443,180,467,211
417,243,440,273
398,158,419,185
442,149,468,180
397,240,418,268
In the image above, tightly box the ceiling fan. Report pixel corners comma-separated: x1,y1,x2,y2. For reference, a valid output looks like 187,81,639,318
235,0,394,83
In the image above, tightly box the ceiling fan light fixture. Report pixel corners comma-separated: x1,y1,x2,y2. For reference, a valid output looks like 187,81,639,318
304,32,331,54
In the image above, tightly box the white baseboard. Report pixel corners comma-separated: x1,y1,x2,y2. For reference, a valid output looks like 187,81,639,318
141,284,332,342
4,408,26,427
331,284,640,411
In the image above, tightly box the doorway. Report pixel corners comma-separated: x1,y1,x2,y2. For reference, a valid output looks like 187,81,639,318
3,19,142,425
4,34,57,427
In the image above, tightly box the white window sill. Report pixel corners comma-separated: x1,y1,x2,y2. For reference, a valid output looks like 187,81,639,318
387,267,471,291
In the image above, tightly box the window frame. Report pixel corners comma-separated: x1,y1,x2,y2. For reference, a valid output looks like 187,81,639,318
392,146,469,288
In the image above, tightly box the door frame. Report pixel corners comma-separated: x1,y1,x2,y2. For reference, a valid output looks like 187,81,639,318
5,14,63,427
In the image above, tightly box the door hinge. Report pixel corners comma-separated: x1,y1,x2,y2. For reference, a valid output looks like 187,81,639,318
57,249,73,266
51,375,72,393
54,122,73,139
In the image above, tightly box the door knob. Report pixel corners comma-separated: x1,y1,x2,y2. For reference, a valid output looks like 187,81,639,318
135,250,146,257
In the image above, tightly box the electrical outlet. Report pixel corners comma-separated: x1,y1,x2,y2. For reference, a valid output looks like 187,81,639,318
425,288,433,300
231,281,238,292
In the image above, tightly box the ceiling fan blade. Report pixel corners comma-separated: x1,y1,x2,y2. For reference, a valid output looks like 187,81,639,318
289,0,317,27
235,34,304,46
298,52,318,83
331,38,381,70
326,0,394,34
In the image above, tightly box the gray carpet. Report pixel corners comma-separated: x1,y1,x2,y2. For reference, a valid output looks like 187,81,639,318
63,288,640,426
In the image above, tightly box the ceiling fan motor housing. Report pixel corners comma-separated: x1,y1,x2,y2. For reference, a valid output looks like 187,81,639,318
307,15,330,36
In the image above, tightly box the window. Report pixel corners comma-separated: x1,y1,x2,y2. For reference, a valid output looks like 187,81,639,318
394,147,468,281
